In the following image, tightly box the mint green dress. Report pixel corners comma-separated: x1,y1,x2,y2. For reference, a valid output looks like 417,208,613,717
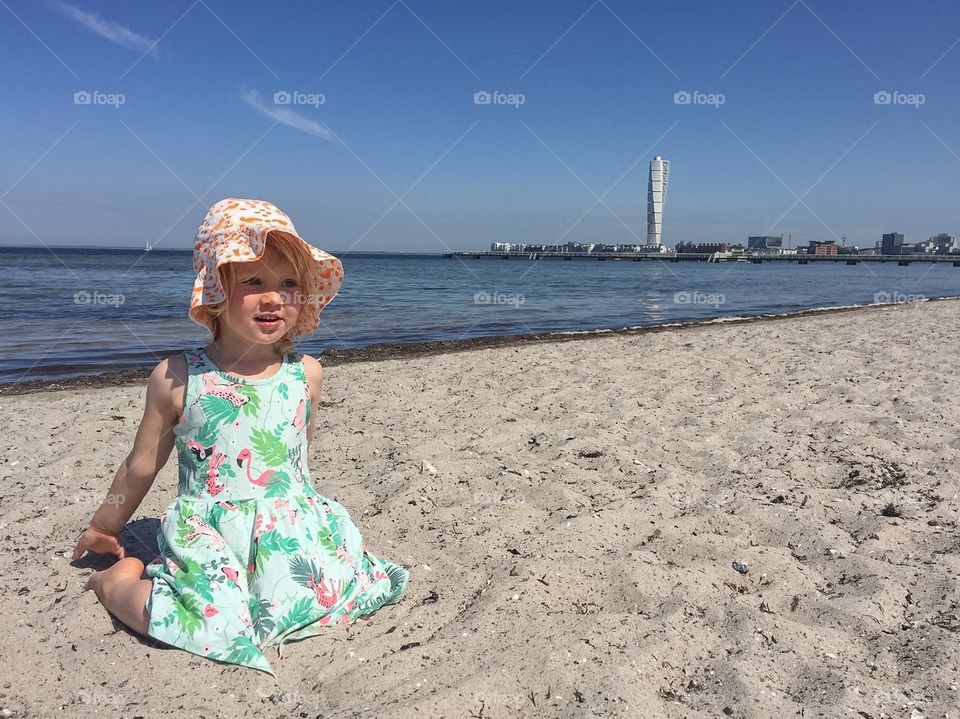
145,348,409,675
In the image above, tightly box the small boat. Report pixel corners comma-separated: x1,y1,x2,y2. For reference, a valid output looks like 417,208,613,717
144,242,152,252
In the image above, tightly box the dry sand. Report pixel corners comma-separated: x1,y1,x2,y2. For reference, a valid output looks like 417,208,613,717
1,300,958,718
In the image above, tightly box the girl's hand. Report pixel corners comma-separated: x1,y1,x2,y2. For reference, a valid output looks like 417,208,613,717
72,525,126,561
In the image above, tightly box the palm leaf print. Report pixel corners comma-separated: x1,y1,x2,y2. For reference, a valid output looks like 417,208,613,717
263,470,292,498
253,530,301,575
174,512,193,545
317,531,338,558
250,427,287,466
288,555,323,587
279,596,315,628
236,384,260,417
178,556,215,602
174,592,203,637
193,419,219,448
385,564,408,595
259,529,300,555
248,597,275,639
200,393,241,426
224,635,261,665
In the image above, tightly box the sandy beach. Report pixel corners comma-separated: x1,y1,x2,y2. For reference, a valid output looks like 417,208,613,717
1,299,958,718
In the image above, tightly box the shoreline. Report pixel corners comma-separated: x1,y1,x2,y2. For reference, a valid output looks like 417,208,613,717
1,297,956,397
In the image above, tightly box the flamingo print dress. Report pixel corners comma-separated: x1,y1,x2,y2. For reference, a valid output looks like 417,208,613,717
145,348,409,675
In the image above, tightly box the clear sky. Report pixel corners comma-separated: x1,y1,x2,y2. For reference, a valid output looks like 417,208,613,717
2,0,959,252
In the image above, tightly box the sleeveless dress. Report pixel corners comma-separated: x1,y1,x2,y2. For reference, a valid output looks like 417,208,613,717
144,347,409,675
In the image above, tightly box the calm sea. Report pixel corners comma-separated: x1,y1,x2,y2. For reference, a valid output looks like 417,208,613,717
1,245,958,382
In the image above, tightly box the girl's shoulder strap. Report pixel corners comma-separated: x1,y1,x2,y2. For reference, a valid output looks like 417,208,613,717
284,349,307,383
184,347,209,373
180,347,213,407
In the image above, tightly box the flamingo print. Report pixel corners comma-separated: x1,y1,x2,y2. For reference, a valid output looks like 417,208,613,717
182,514,226,551
309,577,341,608
253,513,277,539
236,448,276,487
205,452,226,496
274,499,298,525
186,441,215,462
200,374,249,408
292,398,307,433
221,566,240,588
289,556,340,608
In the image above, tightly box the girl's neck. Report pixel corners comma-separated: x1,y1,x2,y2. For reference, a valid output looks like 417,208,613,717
204,337,282,376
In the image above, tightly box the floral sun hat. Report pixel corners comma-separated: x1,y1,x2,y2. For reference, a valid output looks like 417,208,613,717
189,198,343,338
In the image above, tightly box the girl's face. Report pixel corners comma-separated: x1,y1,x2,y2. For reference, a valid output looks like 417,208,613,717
221,249,301,344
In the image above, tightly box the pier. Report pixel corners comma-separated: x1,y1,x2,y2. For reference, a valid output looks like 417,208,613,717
444,251,960,265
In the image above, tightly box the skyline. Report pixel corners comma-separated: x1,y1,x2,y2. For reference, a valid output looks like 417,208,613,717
2,1,960,252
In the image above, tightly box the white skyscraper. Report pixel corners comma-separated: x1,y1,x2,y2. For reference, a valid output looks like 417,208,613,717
646,156,670,246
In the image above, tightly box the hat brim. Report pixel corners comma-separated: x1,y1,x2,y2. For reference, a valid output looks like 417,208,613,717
189,227,343,339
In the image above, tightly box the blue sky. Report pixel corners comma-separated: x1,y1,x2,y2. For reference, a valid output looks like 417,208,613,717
2,0,959,252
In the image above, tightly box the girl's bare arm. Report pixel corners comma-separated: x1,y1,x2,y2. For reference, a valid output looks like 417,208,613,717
302,354,324,451
73,356,185,558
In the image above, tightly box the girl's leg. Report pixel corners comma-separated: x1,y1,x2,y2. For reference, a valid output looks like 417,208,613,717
84,557,152,636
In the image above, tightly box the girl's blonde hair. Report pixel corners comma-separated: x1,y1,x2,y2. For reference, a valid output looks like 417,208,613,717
194,230,315,356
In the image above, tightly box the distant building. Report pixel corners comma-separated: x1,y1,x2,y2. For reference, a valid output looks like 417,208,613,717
747,235,783,250
676,242,731,253
919,233,959,255
881,232,905,255
809,240,838,256
646,156,670,246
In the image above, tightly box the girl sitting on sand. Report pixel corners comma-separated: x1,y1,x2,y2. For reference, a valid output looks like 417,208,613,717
73,198,409,675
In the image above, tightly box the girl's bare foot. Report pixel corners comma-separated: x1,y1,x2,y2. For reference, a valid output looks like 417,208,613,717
84,558,152,635
84,557,145,595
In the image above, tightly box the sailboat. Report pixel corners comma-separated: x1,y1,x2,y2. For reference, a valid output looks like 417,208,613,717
144,242,152,252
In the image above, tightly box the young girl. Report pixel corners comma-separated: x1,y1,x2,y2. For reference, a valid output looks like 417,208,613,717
73,198,409,676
